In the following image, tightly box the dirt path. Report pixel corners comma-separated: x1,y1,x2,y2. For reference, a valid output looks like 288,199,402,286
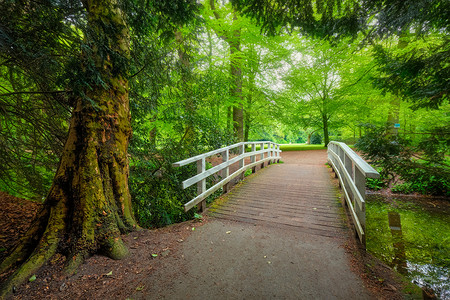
128,150,373,299
130,219,373,299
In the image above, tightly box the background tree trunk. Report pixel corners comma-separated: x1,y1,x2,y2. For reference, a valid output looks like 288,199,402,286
209,0,244,142
0,0,137,296
229,16,244,142
175,30,196,145
322,113,330,146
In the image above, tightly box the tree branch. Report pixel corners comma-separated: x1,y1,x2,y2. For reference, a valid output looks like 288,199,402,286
0,90,70,97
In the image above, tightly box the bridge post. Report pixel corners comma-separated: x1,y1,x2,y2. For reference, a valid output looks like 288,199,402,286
222,149,229,193
260,142,265,169
251,143,256,173
354,165,366,245
277,145,280,163
197,157,206,212
239,143,245,180
344,153,353,206
268,143,272,165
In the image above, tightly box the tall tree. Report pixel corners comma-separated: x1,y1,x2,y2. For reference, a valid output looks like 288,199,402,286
208,0,245,141
0,1,136,295
283,40,357,145
0,0,199,296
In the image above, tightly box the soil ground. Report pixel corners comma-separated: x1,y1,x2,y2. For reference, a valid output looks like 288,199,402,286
1,151,413,300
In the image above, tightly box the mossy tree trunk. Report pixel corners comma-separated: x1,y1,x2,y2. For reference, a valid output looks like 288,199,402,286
0,0,138,296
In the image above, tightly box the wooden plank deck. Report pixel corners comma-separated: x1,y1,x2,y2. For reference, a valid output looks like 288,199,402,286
208,150,346,238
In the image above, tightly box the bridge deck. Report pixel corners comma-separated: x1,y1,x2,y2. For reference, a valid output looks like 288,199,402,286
209,150,345,238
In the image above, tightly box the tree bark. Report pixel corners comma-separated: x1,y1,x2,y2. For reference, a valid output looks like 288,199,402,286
0,0,137,296
209,0,244,142
175,30,196,145
229,15,244,142
230,40,244,141
322,113,330,146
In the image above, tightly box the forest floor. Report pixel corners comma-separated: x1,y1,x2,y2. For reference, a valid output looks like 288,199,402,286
0,157,420,300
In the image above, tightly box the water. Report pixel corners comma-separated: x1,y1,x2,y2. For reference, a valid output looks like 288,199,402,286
366,194,450,299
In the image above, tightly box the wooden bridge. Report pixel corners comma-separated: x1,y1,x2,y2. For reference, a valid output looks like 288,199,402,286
173,142,379,246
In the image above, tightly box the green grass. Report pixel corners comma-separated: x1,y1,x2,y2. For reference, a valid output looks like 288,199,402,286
279,144,327,151
245,143,330,152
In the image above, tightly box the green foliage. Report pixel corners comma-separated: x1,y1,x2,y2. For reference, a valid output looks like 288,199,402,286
129,140,193,228
0,0,201,201
356,124,450,196
392,171,450,196
366,177,387,191
129,101,233,227
372,38,449,110
310,132,322,145
232,0,364,37
0,1,73,199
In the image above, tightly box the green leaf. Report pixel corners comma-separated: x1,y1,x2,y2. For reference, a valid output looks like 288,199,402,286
151,253,158,258
29,275,36,282
106,271,113,276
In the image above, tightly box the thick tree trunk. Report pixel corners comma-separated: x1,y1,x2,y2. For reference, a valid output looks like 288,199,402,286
322,114,330,146
244,113,250,142
0,0,137,296
227,106,232,134
229,27,244,142
175,30,196,145
208,2,244,142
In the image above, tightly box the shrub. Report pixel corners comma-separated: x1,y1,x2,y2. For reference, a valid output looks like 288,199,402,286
310,132,322,144
356,124,449,197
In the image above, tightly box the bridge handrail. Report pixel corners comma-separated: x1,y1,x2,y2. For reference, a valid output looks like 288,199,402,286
327,141,380,246
173,141,282,212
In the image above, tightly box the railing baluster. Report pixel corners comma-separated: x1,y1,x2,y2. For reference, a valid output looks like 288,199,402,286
197,157,206,212
354,166,366,243
277,145,281,162
251,143,256,173
222,149,229,193
268,143,272,165
260,142,265,168
239,143,245,180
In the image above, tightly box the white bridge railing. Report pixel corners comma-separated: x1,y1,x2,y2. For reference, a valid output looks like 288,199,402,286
327,141,379,246
173,141,281,212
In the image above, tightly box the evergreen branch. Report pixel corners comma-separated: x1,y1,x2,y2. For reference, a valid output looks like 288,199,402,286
0,90,70,97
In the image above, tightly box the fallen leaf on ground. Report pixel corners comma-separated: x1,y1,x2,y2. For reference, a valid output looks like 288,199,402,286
136,285,145,291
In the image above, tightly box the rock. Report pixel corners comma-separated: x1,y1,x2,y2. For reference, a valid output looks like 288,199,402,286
59,282,68,292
